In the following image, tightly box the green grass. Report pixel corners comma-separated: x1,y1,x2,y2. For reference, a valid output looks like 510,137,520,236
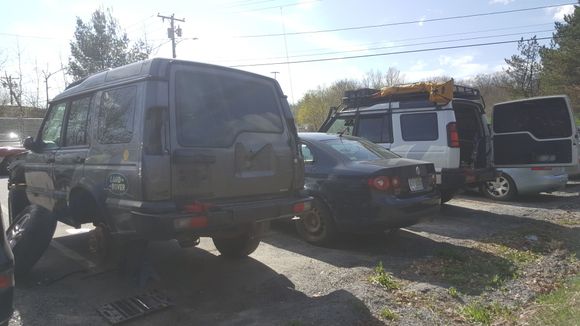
448,286,459,298
435,247,516,291
380,308,398,321
461,301,511,325
369,262,400,290
527,275,580,325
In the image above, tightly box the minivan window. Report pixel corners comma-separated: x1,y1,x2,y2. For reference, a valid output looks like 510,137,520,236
40,102,67,149
357,115,392,143
493,97,572,139
326,117,354,135
175,69,283,147
65,96,91,146
97,86,137,144
400,113,438,141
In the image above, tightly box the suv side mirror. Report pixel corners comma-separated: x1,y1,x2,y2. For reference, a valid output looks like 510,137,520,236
23,137,38,152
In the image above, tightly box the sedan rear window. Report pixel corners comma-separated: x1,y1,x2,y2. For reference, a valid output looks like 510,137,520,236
175,69,284,147
322,137,398,161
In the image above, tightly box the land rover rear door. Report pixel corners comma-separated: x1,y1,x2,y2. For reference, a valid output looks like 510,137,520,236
492,95,578,168
169,63,295,202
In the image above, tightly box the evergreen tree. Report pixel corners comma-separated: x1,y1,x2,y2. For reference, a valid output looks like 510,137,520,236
68,8,151,81
540,4,580,114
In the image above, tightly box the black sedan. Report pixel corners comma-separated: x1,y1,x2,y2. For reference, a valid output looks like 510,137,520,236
0,206,14,326
296,133,440,245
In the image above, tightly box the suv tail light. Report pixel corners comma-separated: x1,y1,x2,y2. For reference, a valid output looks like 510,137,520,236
447,122,460,148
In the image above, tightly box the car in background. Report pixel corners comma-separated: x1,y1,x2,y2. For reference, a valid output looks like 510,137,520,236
296,133,440,245
0,205,15,326
565,126,580,178
480,167,568,201
0,132,27,175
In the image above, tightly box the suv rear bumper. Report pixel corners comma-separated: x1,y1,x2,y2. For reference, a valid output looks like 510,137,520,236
106,195,312,240
439,167,497,190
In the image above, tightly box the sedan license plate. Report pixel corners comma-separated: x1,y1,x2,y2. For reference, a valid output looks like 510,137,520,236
408,177,424,192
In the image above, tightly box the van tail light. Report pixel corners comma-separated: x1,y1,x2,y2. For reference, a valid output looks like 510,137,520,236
531,167,552,171
447,122,460,148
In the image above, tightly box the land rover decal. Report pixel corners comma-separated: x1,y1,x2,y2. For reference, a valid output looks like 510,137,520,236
107,173,129,195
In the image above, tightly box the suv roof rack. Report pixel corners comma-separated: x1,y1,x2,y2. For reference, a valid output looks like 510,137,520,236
340,80,483,110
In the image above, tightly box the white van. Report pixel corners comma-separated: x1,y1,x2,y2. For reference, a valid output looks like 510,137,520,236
319,81,578,202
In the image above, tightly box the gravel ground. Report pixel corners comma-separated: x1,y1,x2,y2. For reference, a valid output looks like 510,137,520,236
5,180,580,325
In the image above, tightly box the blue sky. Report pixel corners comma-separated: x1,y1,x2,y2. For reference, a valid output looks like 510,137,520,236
0,0,575,105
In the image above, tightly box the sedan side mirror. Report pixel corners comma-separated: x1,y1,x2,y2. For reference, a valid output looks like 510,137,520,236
23,137,38,152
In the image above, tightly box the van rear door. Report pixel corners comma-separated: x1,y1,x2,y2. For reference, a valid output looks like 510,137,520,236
492,95,578,167
169,63,295,202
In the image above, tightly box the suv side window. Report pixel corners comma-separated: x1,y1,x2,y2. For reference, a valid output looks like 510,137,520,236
65,96,92,146
40,102,67,149
400,113,438,141
326,117,354,135
97,86,137,144
357,115,392,143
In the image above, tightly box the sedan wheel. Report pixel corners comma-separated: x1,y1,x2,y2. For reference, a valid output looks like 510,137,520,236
295,198,337,246
481,173,516,201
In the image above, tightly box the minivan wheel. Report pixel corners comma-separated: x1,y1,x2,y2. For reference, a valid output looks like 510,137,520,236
7,205,57,277
212,230,261,259
295,198,337,246
481,173,517,201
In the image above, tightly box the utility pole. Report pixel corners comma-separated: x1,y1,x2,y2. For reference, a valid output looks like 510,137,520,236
158,13,185,58
271,71,280,80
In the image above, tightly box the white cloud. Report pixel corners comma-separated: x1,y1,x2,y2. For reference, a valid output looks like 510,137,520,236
410,60,426,71
547,5,575,22
418,16,426,27
489,0,515,4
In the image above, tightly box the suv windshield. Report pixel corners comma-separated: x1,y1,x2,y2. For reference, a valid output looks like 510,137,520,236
175,69,284,147
322,137,398,161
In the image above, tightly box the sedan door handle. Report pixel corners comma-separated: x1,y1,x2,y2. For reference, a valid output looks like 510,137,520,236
75,157,86,164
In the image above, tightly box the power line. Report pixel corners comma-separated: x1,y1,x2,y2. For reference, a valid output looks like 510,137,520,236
285,23,555,56
236,3,575,38
219,29,553,63
230,36,553,67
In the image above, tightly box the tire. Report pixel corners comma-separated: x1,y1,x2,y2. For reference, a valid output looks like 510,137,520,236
295,198,337,246
212,229,261,259
6,205,57,277
440,190,456,204
8,186,29,225
480,173,517,201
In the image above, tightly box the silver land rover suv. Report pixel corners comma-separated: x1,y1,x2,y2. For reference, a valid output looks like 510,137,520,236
7,58,310,275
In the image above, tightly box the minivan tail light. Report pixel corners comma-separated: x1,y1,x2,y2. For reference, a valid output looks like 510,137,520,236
368,176,391,191
447,122,460,148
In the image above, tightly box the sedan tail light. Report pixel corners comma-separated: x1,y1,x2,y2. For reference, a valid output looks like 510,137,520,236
0,270,14,289
368,176,403,192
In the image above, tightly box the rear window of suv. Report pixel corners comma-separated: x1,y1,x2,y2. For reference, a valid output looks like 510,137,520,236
174,68,284,147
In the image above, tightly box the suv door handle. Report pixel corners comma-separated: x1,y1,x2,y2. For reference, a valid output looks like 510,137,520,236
75,157,86,164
